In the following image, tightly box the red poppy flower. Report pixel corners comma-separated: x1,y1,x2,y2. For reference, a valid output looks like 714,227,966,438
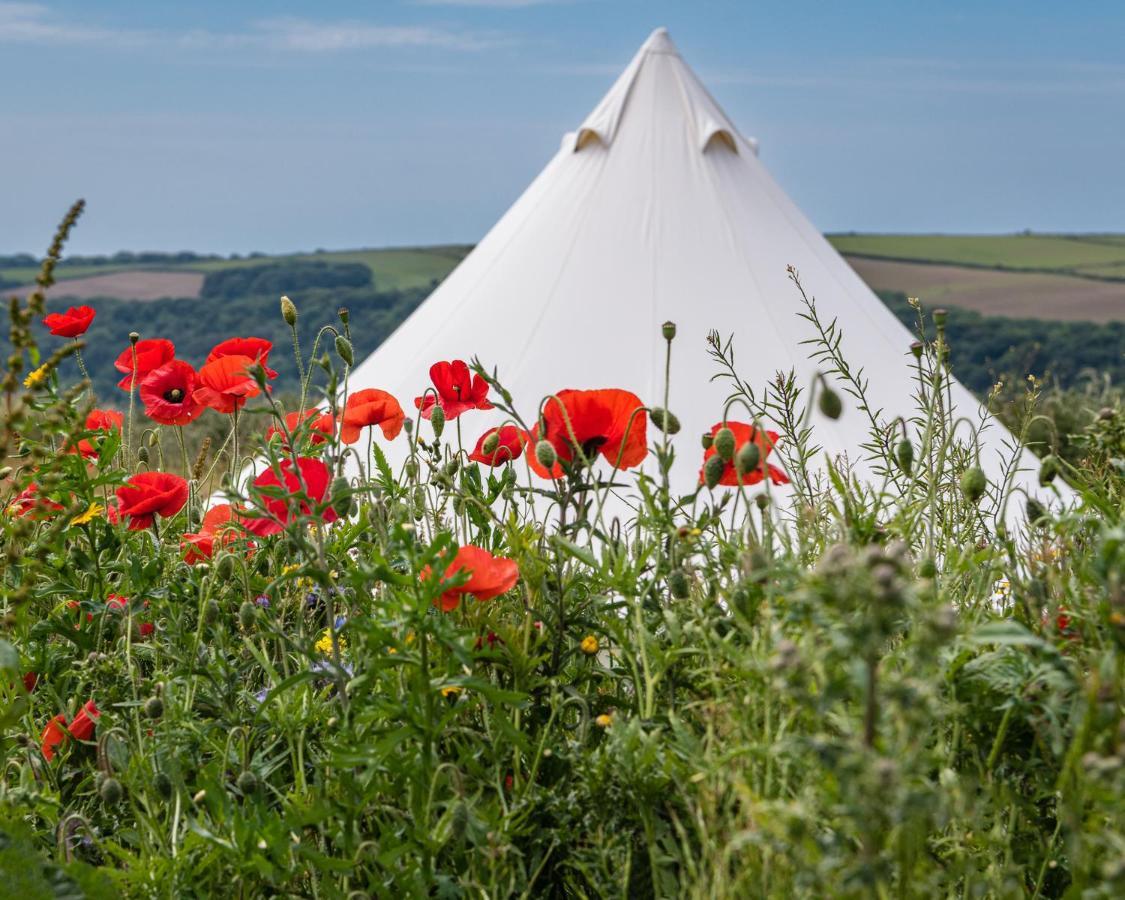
115,338,175,391
139,360,204,426
115,471,189,530
105,593,154,638
469,425,528,466
431,545,519,613
182,503,241,563
699,422,789,487
340,389,404,444
265,409,336,449
243,457,338,537
414,360,494,420
68,699,100,742
6,482,64,518
22,672,38,693
206,337,278,380
71,409,124,458
193,355,261,414
41,714,68,761
43,305,96,338
527,389,648,479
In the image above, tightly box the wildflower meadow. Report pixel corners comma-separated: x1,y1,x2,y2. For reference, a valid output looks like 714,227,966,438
2,205,1124,898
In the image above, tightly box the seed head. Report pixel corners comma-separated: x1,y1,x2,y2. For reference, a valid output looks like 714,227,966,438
661,321,677,341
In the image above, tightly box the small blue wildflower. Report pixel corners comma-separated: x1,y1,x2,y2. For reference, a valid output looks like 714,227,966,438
255,595,270,609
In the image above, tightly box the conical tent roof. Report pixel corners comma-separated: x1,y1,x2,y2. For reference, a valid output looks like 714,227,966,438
348,28,1051,509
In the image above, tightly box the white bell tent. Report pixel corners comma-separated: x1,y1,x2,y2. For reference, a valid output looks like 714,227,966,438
346,27,1053,511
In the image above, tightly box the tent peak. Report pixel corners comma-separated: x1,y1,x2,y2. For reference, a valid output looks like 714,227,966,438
641,27,677,55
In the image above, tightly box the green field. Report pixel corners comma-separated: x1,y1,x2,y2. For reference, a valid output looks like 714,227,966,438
826,233,1125,279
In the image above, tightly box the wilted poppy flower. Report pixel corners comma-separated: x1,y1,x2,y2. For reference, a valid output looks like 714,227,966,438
527,388,647,479
115,338,175,391
6,482,64,518
414,360,494,420
182,503,241,563
140,360,204,426
194,355,260,414
469,425,528,466
244,457,338,537
699,422,789,487
206,337,278,380
43,305,95,337
431,545,519,613
340,389,404,444
115,471,189,530
70,409,124,458
265,409,336,449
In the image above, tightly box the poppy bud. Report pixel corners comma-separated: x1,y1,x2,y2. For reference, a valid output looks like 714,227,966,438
535,439,557,470
668,568,690,599
204,599,220,624
662,321,677,341
154,771,173,799
960,466,987,503
280,295,298,327
236,771,259,795
700,432,713,451
238,601,256,630
427,405,447,442
144,696,163,719
405,459,418,480
1026,497,1046,524
1038,455,1059,486
713,427,736,461
909,341,924,360
99,777,124,805
919,557,937,579
895,438,914,474
218,555,236,579
735,441,760,476
650,407,680,435
334,335,353,367
755,493,770,511
481,431,500,456
703,454,725,489
444,458,459,477
137,446,149,464
933,308,948,328
331,476,353,517
818,385,842,420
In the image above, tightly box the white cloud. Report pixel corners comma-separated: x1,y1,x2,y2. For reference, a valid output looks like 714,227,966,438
0,3,509,53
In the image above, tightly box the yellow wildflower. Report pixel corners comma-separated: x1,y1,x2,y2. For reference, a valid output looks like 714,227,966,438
69,503,104,526
595,713,613,728
23,364,50,389
282,564,301,576
580,635,599,656
315,629,346,655
440,685,462,698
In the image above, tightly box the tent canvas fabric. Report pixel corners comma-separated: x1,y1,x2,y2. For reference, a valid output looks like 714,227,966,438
345,27,1056,513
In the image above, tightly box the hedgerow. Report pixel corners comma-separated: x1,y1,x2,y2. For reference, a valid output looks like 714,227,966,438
2,205,1123,898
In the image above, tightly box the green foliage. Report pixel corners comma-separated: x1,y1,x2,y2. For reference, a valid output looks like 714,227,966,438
2,211,1124,897
200,261,372,300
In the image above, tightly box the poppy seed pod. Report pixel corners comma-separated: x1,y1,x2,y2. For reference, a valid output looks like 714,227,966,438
755,493,770,511
662,321,677,341
535,439,557,471
713,427,736,461
735,441,760,476
430,403,445,439
700,432,713,451
335,335,353,367
1038,455,1059,486
933,308,948,328
337,306,349,325
99,777,124,805
703,454,726,489
650,407,681,435
895,438,914,474
818,385,842,420
280,295,298,327
909,341,924,360
960,466,987,503
129,332,140,344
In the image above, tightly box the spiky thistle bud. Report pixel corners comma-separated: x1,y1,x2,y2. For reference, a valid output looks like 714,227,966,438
662,321,677,341
649,407,680,435
713,427,736,461
703,454,725,489
334,335,353,367
735,441,760,476
280,295,297,327
430,403,445,439
535,439,557,471
960,466,987,503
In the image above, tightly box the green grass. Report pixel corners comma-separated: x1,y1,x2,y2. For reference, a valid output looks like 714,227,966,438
827,232,1125,275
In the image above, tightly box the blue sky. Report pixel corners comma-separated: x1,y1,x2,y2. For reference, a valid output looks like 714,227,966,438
3,1,1123,255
